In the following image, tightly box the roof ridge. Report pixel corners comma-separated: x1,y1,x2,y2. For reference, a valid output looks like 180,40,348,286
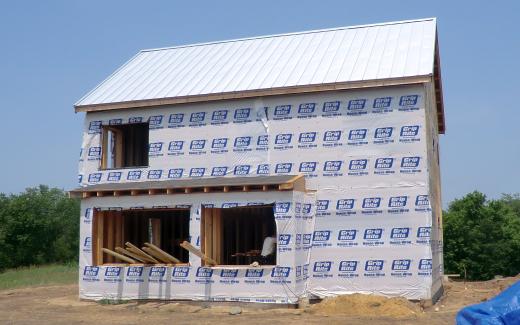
140,18,436,53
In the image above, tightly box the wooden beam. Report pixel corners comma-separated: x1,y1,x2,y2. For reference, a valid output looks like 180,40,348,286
166,188,174,195
82,192,91,199
102,248,136,264
142,247,170,263
125,242,160,263
180,241,217,266
203,187,211,193
262,185,268,191
144,242,181,263
184,188,192,194
96,191,104,197
223,186,230,193
115,247,148,263
130,190,139,196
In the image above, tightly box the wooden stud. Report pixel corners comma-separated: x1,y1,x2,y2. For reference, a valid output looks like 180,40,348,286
106,212,115,263
125,242,160,263
115,247,148,263
96,191,104,197
130,190,139,196
166,189,174,195
180,241,217,266
262,185,268,191
242,186,249,192
150,219,161,247
144,242,181,263
203,187,211,193
102,248,136,264
184,188,192,194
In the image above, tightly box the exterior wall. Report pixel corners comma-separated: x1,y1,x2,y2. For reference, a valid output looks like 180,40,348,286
78,84,441,301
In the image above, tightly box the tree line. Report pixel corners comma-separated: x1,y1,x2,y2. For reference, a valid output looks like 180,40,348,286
0,185,519,280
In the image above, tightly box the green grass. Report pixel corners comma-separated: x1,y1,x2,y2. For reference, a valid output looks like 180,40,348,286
0,263,78,290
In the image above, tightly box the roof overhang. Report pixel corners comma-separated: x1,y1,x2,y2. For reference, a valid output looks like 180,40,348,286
70,175,306,199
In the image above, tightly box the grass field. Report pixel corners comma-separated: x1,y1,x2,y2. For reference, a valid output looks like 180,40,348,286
0,263,78,290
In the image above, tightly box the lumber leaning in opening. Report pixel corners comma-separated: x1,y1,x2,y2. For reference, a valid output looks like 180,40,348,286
125,242,160,263
180,241,217,266
144,242,181,263
115,247,148,263
102,248,136,264
142,247,170,263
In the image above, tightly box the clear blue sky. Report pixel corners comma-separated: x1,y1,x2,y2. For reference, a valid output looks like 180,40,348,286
0,0,518,206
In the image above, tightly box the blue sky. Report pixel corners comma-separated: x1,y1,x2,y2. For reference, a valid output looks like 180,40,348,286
0,0,518,206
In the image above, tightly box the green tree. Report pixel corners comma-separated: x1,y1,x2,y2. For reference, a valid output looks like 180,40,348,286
444,191,520,280
0,186,80,270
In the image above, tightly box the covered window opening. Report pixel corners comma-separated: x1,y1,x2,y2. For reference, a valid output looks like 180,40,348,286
92,208,190,265
201,205,277,266
101,123,149,169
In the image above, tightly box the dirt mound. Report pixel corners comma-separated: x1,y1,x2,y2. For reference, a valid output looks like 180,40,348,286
310,293,422,318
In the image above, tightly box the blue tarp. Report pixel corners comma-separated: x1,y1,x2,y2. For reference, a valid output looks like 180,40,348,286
457,280,520,324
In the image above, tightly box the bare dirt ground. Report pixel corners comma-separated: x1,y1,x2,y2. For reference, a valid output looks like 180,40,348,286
1,276,518,325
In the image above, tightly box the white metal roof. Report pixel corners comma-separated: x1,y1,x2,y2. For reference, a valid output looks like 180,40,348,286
75,18,437,109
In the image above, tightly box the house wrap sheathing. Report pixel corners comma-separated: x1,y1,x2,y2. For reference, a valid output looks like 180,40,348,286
74,18,445,303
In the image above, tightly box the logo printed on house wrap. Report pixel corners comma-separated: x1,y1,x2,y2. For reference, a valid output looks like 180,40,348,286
322,101,341,117
195,267,214,284
189,140,206,155
149,267,167,283
388,196,409,213
275,202,291,220
104,267,122,282
364,260,385,277
323,160,343,177
275,162,292,174
127,170,142,181
256,135,269,151
372,97,392,113
347,99,367,116
313,261,333,278
245,269,265,284
316,200,330,216
298,132,317,149
88,173,102,183
416,227,431,244
374,158,395,175
168,141,184,156
211,166,228,177
400,125,421,143
390,227,411,245
211,138,228,154
126,266,144,283
336,199,356,216
374,127,394,144
273,105,292,120
88,121,102,134
347,129,368,146
147,169,162,180
82,237,91,253
270,267,291,284
148,115,163,129
363,228,384,246
339,261,359,278
219,269,239,285
278,234,292,252
83,208,92,224
148,142,163,157
391,259,412,277
87,147,101,161
415,195,431,212
297,103,317,118
168,168,183,179
107,171,122,182
234,165,251,176
82,266,100,282
172,266,190,284
274,133,293,150
322,130,342,147
362,197,383,215
337,229,358,247
313,230,332,247
418,259,432,276
168,113,185,128
400,156,421,174
128,117,142,124
189,112,206,126
233,136,252,152
256,164,269,175
233,108,251,123
398,95,420,111
299,161,318,177
211,109,229,125
348,159,368,176
189,167,205,177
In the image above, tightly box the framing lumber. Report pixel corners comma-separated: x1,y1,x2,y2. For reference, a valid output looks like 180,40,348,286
125,242,160,263
142,247,170,263
115,247,148,263
180,241,217,266
102,248,136,264
144,242,181,263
